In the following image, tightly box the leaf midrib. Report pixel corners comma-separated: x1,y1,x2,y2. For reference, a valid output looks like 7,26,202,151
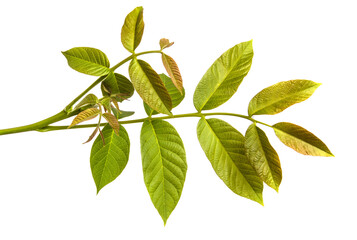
65,52,109,70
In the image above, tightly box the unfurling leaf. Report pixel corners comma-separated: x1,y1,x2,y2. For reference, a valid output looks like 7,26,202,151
102,113,119,135
159,38,174,50
144,74,185,116
273,122,333,157
74,94,98,110
162,53,183,94
100,97,112,113
245,124,282,191
90,124,130,193
140,119,187,225
129,58,172,115
248,80,321,116
62,47,110,76
101,72,134,101
68,108,100,128
193,40,254,111
83,126,100,144
121,6,144,53
197,117,263,205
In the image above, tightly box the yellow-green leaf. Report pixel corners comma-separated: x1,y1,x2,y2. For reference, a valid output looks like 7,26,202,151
129,58,172,115
273,122,333,157
193,40,253,111
197,117,263,205
162,53,183,94
248,80,321,116
68,108,100,128
141,119,187,224
62,47,110,76
245,124,282,191
90,124,130,193
121,6,144,53
144,74,185,116
74,94,98,110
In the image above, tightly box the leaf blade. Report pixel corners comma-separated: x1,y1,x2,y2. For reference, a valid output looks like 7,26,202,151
68,108,100,128
129,58,172,115
144,74,185,116
102,113,120,135
162,53,183,94
62,47,110,76
245,124,282,191
74,94,98,110
248,80,321,116
193,40,253,111
101,72,134,101
90,124,130,193
140,119,187,224
273,122,333,157
121,6,144,53
197,117,263,204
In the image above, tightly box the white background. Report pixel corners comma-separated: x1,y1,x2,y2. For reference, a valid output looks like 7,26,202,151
0,0,356,239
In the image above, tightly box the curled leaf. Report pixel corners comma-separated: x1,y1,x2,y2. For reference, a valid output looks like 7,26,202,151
102,113,120,135
68,108,100,128
159,38,174,50
74,94,98,110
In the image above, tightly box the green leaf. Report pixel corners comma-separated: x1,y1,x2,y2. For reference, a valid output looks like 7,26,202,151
144,74,185,116
121,6,144,53
90,124,130,193
101,72,134,101
193,40,253,111
159,38,174,50
74,94,98,110
248,80,321,116
68,108,100,128
245,124,282,191
111,108,134,120
102,113,119,135
162,53,183,93
273,122,334,157
140,119,187,224
197,117,263,205
62,47,110,76
100,97,112,113
129,58,172,115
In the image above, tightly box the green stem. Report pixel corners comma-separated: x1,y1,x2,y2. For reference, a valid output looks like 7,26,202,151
37,112,273,132
0,50,162,136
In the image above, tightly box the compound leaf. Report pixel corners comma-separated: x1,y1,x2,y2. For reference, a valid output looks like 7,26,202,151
273,122,333,157
129,58,172,115
245,124,282,191
193,40,253,111
248,80,321,116
141,119,187,224
121,6,144,53
62,47,110,76
197,117,263,205
162,53,183,94
144,74,185,116
90,124,130,193
68,108,100,128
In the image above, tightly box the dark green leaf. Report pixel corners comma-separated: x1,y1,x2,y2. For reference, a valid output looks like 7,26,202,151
197,117,263,205
248,80,321,116
62,47,110,76
129,58,172,115
90,124,130,193
193,40,253,111
121,6,144,53
144,74,185,116
101,72,134,101
141,119,187,224
245,124,282,191
273,122,334,157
